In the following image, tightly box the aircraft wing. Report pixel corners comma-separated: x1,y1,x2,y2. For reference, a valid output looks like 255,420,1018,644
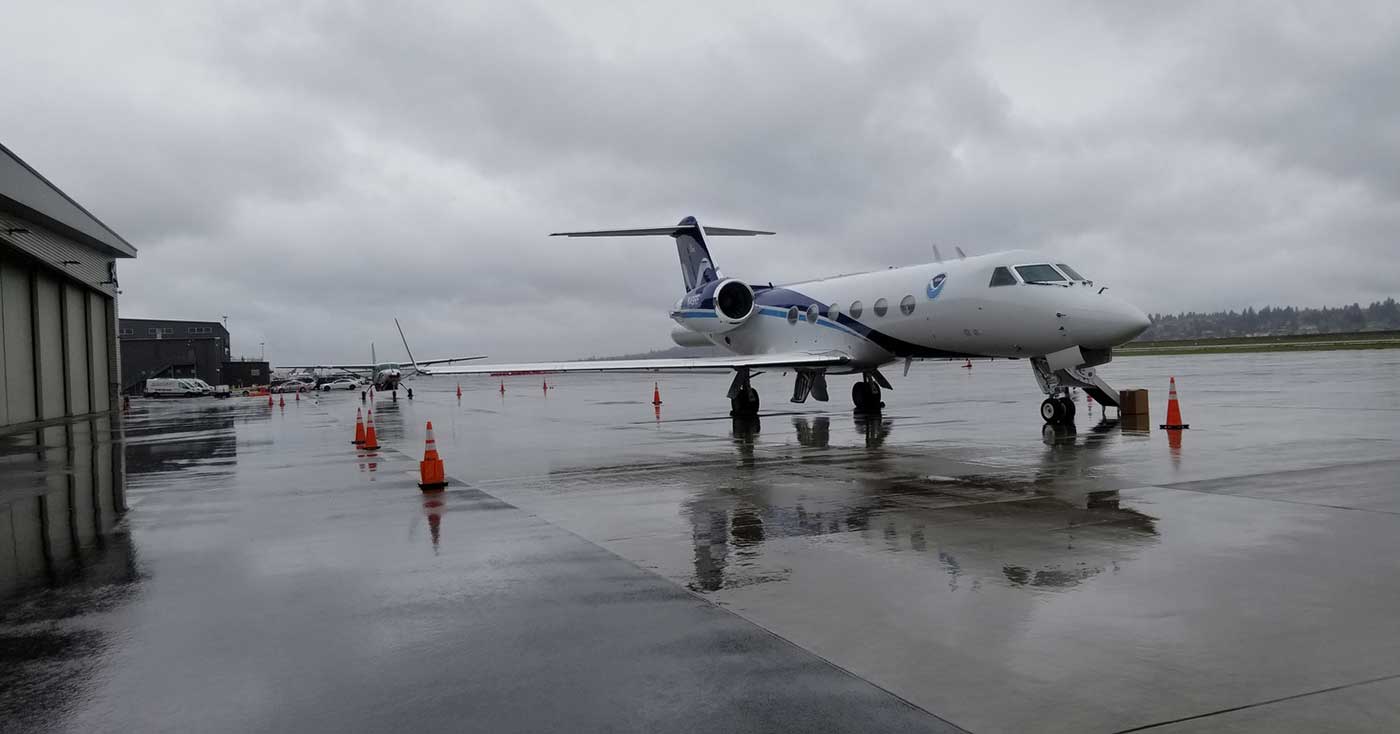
416,355,488,366
274,363,377,371
412,351,851,376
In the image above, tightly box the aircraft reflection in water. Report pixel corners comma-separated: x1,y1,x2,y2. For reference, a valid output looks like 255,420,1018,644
687,414,1156,593
366,400,406,445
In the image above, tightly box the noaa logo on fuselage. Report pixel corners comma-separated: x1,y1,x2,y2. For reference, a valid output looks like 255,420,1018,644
927,273,947,300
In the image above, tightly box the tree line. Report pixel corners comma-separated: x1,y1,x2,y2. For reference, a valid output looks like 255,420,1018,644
1141,298,1400,341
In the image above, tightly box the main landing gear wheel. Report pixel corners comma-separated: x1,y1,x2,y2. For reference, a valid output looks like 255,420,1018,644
730,387,760,418
852,381,884,414
1040,397,1076,424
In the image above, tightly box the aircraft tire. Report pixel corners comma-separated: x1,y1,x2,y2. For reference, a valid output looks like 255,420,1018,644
1040,398,1062,424
853,381,883,414
1058,397,1076,423
730,387,760,417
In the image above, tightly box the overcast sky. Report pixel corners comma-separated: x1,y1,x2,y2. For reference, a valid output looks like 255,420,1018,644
4,1,1398,362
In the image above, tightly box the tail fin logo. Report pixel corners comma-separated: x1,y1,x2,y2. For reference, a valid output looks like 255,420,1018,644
696,257,716,287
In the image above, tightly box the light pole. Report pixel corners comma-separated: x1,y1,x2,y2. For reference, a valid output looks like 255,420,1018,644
260,342,265,361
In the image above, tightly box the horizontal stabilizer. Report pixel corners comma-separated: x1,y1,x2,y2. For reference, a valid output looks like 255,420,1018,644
550,225,774,237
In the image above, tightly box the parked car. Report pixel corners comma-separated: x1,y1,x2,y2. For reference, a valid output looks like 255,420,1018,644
272,379,315,393
320,378,361,391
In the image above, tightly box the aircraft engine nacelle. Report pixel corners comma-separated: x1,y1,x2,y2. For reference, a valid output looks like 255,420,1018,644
671,327,713,347
673,278,756,335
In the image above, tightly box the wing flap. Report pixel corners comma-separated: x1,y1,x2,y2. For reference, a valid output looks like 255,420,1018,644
416,351,849,376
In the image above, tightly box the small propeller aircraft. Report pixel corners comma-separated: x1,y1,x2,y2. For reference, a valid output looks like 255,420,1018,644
277,343,486,393
399,216,1150,424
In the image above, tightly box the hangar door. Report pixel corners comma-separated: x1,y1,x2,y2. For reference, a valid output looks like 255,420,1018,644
0,248,116,430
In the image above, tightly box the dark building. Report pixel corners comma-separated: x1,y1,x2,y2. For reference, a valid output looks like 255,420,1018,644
118,318,232,392
221,359,270,388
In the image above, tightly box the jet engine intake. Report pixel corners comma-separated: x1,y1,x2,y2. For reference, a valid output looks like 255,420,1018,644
672,278,756,334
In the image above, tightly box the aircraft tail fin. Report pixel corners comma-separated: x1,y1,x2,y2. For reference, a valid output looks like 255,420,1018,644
551,216,774,292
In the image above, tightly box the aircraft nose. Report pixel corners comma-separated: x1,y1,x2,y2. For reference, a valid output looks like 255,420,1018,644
1073,296,1152,347
1114,301,1152,343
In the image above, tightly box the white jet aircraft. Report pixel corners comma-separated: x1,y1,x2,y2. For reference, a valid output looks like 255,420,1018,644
400,217,1151,424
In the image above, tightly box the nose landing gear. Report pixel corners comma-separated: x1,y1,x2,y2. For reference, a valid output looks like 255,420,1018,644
1040,396,1076,425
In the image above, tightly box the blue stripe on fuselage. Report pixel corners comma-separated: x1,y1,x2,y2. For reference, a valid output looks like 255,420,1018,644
753,287,970,359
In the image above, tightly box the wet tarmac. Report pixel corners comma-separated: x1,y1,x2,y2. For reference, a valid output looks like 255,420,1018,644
3,351,1400,732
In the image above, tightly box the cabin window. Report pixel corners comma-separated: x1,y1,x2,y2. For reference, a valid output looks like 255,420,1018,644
830,303,841,319
786,306,799,324
806,304,819,325
900,295,916,315
989,267,1016,286
1014,264,1067,284
873,298,889,317
1056,263,1085,281
850,300,864,318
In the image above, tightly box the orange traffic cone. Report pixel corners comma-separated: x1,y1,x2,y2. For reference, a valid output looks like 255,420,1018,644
1160,377,1190,429
499,379,505,395
278,394,285,407
652,382,662,406
456,383,462,399
418,421,448,490
352,408,366,445
963,359,973,369
362,409,381,450
295,390,300,402
268,393,274,406
542,379,548,392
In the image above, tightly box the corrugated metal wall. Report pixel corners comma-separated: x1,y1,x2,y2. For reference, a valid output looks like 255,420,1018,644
0,211,117,298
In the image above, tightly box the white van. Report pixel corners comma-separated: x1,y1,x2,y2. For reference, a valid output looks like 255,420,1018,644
144,378,203,398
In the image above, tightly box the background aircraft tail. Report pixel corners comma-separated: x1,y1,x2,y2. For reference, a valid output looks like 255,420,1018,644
551,216,774,292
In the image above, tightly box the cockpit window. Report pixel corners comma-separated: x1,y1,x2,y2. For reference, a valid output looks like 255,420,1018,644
988,267,1017,287
1056,263,1084,280
1015,264,1067,284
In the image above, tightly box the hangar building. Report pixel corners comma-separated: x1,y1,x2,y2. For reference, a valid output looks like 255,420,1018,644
0,142,135,432
1,141,135,594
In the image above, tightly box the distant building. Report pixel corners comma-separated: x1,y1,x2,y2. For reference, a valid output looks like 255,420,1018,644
118,318,233,392
220,359,270,388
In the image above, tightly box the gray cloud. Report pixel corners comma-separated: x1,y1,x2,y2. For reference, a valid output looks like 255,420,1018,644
2,0,1397,363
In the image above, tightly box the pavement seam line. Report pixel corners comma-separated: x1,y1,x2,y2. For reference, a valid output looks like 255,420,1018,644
1108,672,1400,733
1143,483,1400,517
1160,456,1400,491
442,471,975,734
